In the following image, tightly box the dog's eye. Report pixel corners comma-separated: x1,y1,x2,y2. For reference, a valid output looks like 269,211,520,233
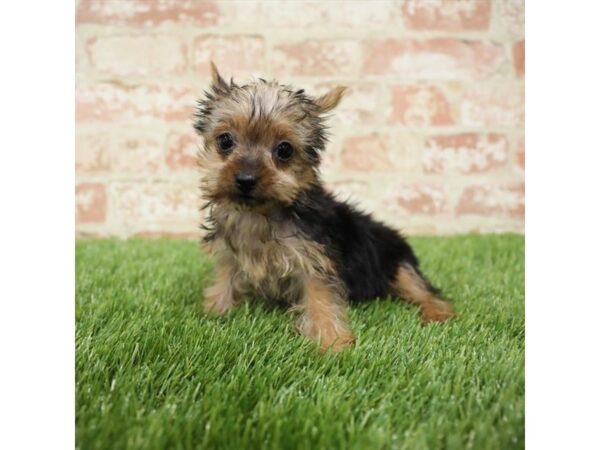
274,141,294,162
216,133,235,154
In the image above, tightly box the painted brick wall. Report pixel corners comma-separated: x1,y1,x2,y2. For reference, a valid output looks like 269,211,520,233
75,0,524,238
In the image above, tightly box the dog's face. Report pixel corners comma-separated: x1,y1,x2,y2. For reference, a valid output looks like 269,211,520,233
194,63,345,210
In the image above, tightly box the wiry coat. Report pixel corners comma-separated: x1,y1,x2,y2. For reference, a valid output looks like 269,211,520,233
195,64,454,353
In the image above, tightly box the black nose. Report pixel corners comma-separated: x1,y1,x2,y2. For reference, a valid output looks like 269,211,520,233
235,172,258,194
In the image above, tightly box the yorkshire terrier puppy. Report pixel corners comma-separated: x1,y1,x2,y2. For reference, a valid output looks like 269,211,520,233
195,63,454,353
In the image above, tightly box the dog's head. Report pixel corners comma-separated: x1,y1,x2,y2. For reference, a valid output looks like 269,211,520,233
194,63,345,210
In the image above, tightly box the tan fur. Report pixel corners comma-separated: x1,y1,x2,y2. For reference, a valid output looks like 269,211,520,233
315,85,347,113
203,206,336,303
210,61,228,91
293,276,354,353
203,263,236,315
201,201,357,353
200,81,322,152
197,98,317,208
393,265,454,323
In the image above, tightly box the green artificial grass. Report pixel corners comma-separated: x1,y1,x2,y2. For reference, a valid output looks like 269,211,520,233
76,235,524,450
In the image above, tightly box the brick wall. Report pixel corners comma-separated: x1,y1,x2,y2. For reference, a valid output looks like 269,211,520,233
75,0,524,238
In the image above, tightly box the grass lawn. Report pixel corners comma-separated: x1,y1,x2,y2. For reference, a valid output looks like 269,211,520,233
76,235,524,450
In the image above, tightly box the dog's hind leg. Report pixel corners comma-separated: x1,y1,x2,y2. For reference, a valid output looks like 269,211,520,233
391,263,455,324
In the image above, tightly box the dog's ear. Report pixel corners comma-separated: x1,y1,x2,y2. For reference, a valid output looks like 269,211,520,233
210,61,230,93
315,86,347,113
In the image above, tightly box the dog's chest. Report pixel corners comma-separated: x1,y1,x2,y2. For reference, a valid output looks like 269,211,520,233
216,210,305,301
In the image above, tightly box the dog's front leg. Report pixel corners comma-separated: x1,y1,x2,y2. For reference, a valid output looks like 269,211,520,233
295,276,355,353
203,263,238,316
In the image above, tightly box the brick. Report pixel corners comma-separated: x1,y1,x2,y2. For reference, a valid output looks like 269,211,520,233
76,0,219,26
341,133,393,171
327,179,379,212
306,82,384,126
513,40,525,78
271,40,359,77
86,35,187,76
76,132,164,174
386,183,447,214
494,0,525,40
424,133,508,174
457,184,524,217
455,83,524,127
75,33,87,75
341,133,421,172
113,135,164,173
363,39,505,80
390,85,454,126
336,83,384,125
401,0,491,31
220,1,399,29
76,183,107,223
75,82,195,123
319,147,338,176
327,179,370,198
166,131,199,170
73,0,524,238
318,1,400,28
111,182,199,228
193,35,265,78
515,136,525,171
76,133,111,172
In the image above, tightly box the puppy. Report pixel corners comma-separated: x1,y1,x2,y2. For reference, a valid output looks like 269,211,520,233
194,63,454,353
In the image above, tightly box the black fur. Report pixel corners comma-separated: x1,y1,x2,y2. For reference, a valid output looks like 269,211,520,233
285,185,440,302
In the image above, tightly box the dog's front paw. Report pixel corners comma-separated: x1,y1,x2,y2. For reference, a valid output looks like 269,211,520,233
324,332,355,354
202,285,234,316
296,319,355,354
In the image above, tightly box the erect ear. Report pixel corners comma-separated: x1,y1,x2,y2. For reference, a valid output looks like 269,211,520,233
315,85,347,113
210,61,229,92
